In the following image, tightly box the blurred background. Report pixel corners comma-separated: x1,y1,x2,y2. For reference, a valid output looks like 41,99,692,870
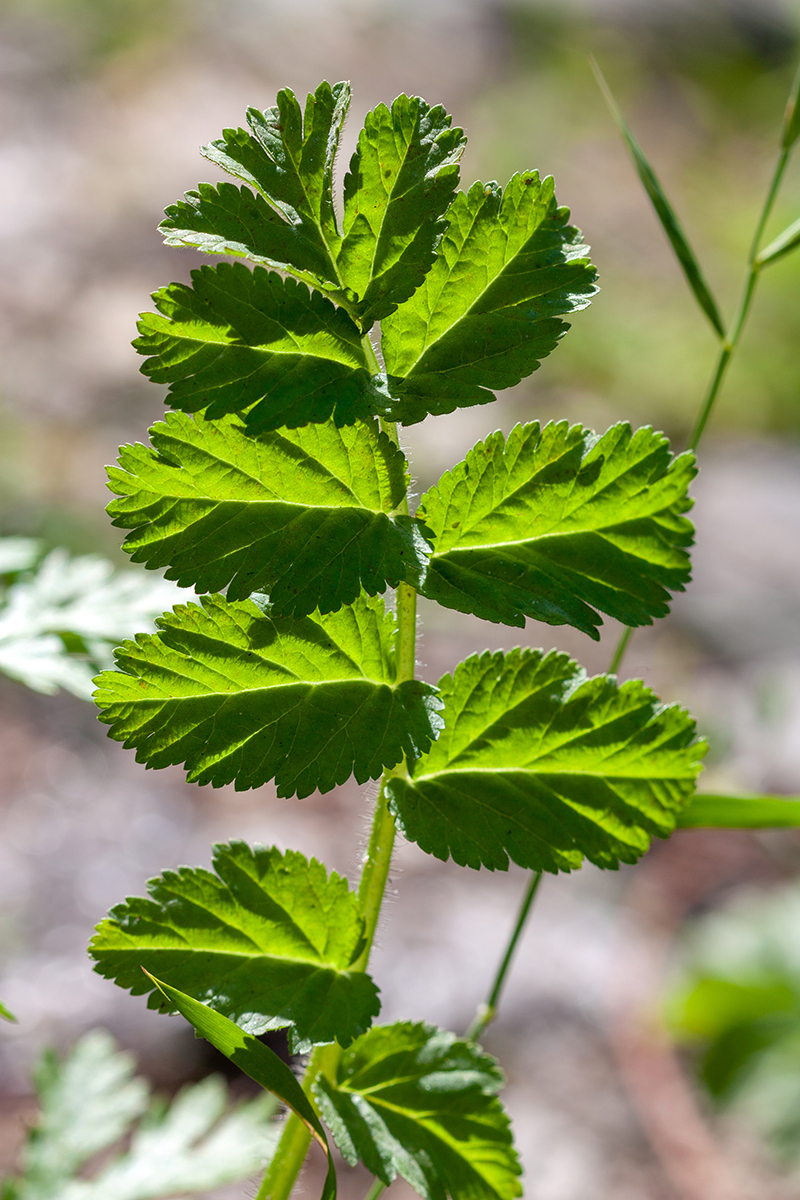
1,0,800,1196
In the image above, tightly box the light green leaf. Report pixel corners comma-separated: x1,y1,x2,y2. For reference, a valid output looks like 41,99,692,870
387,649,706,873
4,1028,277,1200
145,975,336,1200
337,94,466,327
381,174,597,424
185,81,350,294
756,215,800,267
107,411,429,616
91,842,380,1051
93,592,443,797
0,1001,16,1022
314,1021,521,1200
677,793,800,828
0,548,183,699
416,422,695,637
591,59,725,340
135,264,382,432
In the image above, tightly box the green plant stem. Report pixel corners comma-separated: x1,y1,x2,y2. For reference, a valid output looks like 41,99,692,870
257,334,417,1200
466,871,543,1043
363,1179,387,1200
611,142,792,676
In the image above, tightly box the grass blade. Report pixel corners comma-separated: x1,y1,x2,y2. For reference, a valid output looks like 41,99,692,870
756,214,800,266
591,58,725,340
782,58,800,149
0,1000,16,1022
677,793,800,828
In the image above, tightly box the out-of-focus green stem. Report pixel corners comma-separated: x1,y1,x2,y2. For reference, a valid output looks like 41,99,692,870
466,872,543,1042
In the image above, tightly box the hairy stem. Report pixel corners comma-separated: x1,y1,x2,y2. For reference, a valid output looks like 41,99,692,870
611,140,792,675
466,871,544,1042
257,337,416,1200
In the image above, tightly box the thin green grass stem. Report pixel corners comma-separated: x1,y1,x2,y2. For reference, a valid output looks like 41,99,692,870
466,871,543,1043
607,625,634,675
256,349,416,1200
363,1179,387,1200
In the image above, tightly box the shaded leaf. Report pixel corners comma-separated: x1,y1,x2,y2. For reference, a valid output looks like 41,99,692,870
338,94,466,327
0,548,183,699
183,81,350,294
591,59,725,339
108,411,429,616
314,1022,521,1200
677,793,800,828
381,174,597,424
135,264,382,432
91,842,380,1051
417,422,695,637
145,975,336,1200
387,649,706,873
93,592,443,797
4,1028,277,1200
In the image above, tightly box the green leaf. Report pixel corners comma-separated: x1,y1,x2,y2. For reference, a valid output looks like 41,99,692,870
145,975,336,1200
314,1022,521,1200
416,422,695,637
5,1028,278,1200
337,94,466,327
93,592,443,797
381,174,597,424
134,264,382,432
107,411,429,616
591,59,725,340
0,548,183,699
677,793,800,828
387,649,706,873
755,215,800,267
91,842,380,1051
0,1001,16,1022
184,82,350,293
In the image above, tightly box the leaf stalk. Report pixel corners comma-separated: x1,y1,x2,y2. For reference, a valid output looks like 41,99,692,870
466,871,543,1043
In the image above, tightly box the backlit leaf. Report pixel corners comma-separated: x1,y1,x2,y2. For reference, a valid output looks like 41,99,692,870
314,1022,521,1200
93,592,443,797
108,411,429,616
91,842,380,1051
134,264,381,432
417,422,695,637
381,175,597,424
387,649,706,873
337,94,466,327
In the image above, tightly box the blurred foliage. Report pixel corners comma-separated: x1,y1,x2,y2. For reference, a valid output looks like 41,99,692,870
667,882,800,1165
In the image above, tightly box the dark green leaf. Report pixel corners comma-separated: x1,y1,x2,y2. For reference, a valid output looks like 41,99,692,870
417,422,695,637
134,264,381,432
191,81,350,294
381,174,597,424
91,842,380,1051
93,592,443,797
337,94,466,327
677,793,800,828
756,215,800,267
145,975,337,1200
107,411,429,616
591,59,725,340
387,649,706,873
314,1022,521,1200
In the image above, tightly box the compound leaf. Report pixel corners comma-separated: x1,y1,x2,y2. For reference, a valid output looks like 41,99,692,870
91,842,380,1052
314,1022,521,1200
387,649,706,873
337,94,466,327
93,592,443,797
135,264,382,432
417,422,695,637
381,175,597,424
5,1029,277,1200
179,81,350,293
108,411,429,617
